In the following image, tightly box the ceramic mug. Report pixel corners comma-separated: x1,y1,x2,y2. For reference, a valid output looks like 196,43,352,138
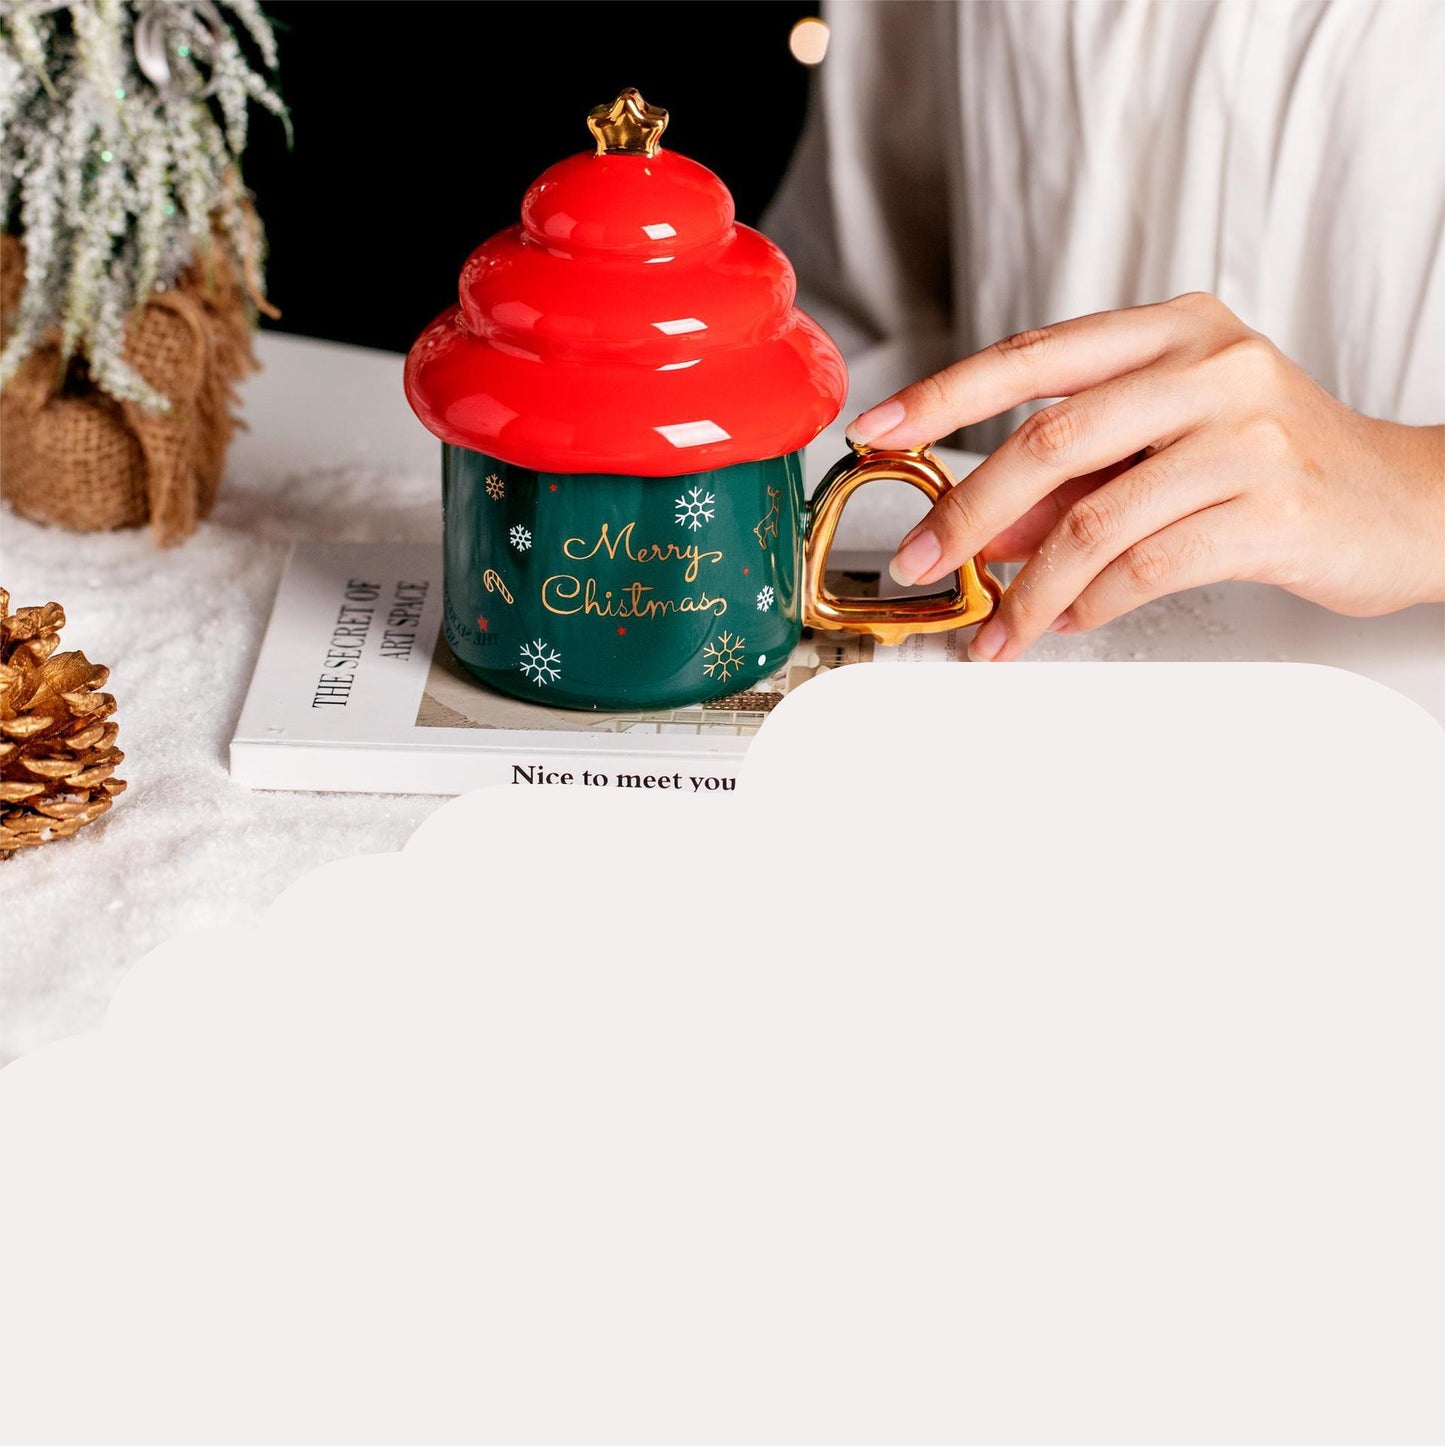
409,87,1000,709
440,440,1001,710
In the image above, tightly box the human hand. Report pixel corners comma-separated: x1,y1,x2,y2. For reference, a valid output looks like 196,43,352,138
844,293,1445,662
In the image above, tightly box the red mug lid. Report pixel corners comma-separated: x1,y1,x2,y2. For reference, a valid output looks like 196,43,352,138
403,88,847,476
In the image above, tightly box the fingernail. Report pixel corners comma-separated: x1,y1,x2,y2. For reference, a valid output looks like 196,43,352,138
1050,613,1073,633
887,527,941,587
968,617,1006,662
845,398,906,446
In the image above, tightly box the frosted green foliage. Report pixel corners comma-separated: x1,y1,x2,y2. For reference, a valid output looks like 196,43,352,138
0,0,287,410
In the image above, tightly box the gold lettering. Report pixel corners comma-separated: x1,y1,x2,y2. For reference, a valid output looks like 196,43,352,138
541,575,583,615
563,521,634,564
633,539,723,584
544,574,727,620
562,520,723,584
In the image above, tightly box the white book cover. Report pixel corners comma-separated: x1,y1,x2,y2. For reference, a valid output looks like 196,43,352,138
229,542,969,796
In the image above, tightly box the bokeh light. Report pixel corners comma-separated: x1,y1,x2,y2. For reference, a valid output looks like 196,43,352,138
789,18,830,66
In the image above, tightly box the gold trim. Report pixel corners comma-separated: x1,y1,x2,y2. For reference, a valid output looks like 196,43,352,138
802,445,1001,645
587,88,668,157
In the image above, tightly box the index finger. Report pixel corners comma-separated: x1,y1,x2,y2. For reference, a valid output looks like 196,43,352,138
844,293,1223,450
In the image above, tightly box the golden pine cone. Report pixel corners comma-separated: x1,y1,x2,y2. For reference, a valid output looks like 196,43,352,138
0,588,126,854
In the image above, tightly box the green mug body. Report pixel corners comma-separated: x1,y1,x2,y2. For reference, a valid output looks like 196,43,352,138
441,444,807,710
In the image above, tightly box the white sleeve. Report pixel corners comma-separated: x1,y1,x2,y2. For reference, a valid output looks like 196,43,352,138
759,0,962,420
1259,0,1445,427
762,0,1445,436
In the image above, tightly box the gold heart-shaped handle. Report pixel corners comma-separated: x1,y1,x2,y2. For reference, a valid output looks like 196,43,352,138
802,444,1001,646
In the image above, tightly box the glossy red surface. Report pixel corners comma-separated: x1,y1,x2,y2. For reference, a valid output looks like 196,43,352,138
404,148,847,475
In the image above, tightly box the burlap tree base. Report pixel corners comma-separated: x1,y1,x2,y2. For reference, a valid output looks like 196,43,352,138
0,234,257,547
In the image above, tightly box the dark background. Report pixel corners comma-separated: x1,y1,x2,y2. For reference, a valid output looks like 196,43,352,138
243,1,819,355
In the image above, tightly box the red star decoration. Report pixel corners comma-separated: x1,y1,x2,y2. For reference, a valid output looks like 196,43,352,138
743,567,750,575
548,483,558,492
476,616,489,631
617,626,627,635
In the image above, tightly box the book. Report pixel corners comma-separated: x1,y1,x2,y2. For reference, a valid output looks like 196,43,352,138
229,541,970,796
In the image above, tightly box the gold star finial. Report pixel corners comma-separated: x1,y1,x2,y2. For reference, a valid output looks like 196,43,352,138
587,87,668,157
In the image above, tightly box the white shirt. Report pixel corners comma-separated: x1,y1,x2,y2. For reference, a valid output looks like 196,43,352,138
762,0,1445,452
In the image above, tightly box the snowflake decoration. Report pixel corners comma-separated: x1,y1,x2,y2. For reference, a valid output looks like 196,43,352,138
519,639,561,687
509,524,532,553
756,585,775,612
674,485,716,531
485,473,505,500
702,630,748,683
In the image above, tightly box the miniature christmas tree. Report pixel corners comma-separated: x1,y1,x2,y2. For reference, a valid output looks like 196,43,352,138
0,2,287,544
1,0,286,408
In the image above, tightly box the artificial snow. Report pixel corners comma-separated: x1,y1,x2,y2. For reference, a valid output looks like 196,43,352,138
1,425,448,1065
